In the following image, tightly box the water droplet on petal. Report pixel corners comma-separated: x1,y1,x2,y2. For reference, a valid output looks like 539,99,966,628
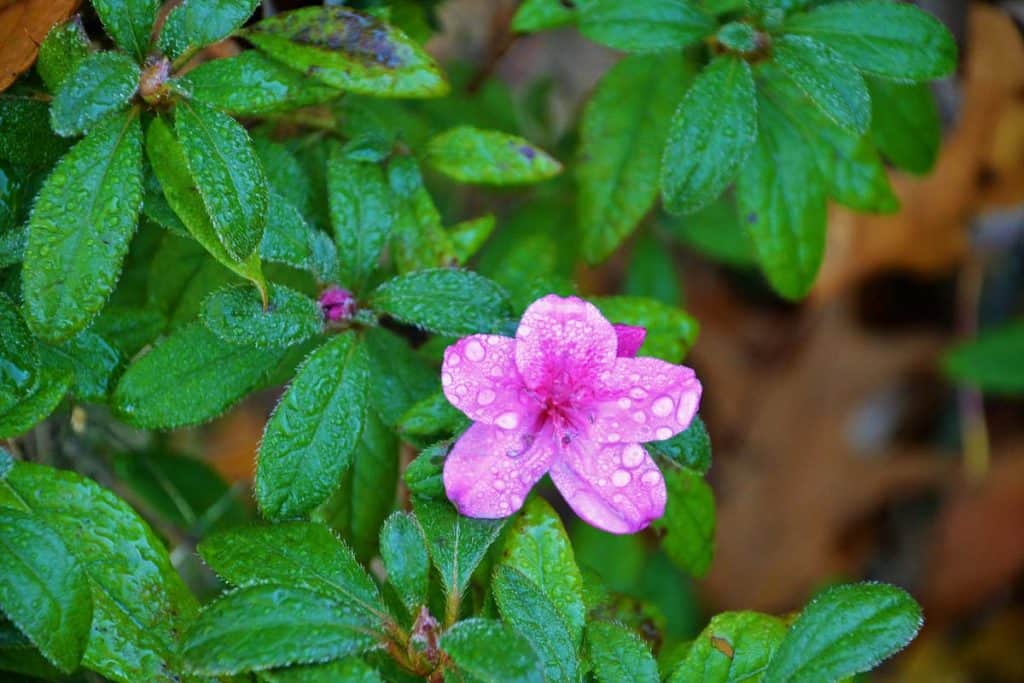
607,432,621,443
493,480,506,491
519,325,532,337
448,353,461,366
632,411,647,423
617,397,631,409
598,478,607,487
642,470,661,486
612,470,631,487
478,389,496,405
442,372,453,386
622,444,645,468
655,427,672,440
509,495,523,509
630,387,647,399
652,396,674,417
496,412,519,429
465,340,486,361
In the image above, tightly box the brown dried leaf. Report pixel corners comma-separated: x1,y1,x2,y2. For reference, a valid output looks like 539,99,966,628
0,0,80,92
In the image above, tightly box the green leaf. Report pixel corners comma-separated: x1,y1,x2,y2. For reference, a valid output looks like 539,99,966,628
0,95,70,169
494,566,580,683
579,53,690,263
327,151,393,291
312,408,398,561
175,100,268,260
176,50,340,115
501,496,586,644
0,366,71,439
113,321,285,429
425,126,562,185
0,461,198,683
398,390,470,442
440,618,544,683
183,585,378,676
670,611,787,683
592,296,699,361
387,157,457,273
512,0,577,33
364,327,438,427
23,109,143,342
113,449,246,534
369,268,511,336
37,19,91,93
716,21,758,53
868,78,940,174
0,293,39,414
262,193,337,282
379,512,429,612
50,52,140,137
202,283,321,349
145,117,264,285
254,137,314,221
662,56,757,215
0,508,91,672
92,0,160,60
579,0,715,53
587,621,659,683
198,521,387,617
763,582,923,682
653,466,715,577
647,415,711,474
40,330,121,403
403,442,448,499
148,233,239,328
160,0,260,60
449,214,496,265
624,233,682,306
773,35,869,133
737,88,826,300
244,7,449,98
260,658,383,683
784,0,956,82
413,497,506,599
92,305,166,358
944,320,1024,394
256,332,369,520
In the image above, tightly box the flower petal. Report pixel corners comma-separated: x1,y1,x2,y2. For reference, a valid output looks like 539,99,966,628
515,295,618,394
612,324,646,357
443,422,556,519
549,440,666,534
588,357,702,445
442,334,537,426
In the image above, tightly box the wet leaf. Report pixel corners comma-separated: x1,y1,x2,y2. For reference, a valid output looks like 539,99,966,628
256,331,369,520
512,0,576,33
387,156,456,273
176,50,340,115
369,268,511,336
579,0,715,53
37,17,90,92
647,415,711,474
159,0,259,60
261,193,337,282
40,330,121,403
653,465,715,577
50,51,139,137
260,658,383,683
413,497,506,599
91,0,158,61
0,292,39,414
586,620,659,683
327,150,392,291
379,511,429,612
579,53,689,263
0,507,91,672
449,213,495,265
868,78,940,175
113,321,286,429
23,109,143,342
174,99,267,261
662,56,756,215
943,320,1024,395
244,6,448,98
201,283,321,349
763,582,923,683
670,611,787,683
0,365,70,438
0,0,79,92
425,126,561,185
440,618,544,683
785,0,956,81
592,296,699,362
364,326,437,427
183,585,378,676
0,460,198,683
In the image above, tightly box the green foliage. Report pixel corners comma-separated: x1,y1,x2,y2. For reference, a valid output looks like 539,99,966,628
91,0,160,61
425,126,562,185
868,79,940,174
37,19,91,93
670,611,787,682
593,296,699,361
944,320,1024,394
413,497,506,599
440,618,544,683
327,151,393,291
202,283,322,348
50,51,140,137
579,0,715,53
587,620,660,683
654,465,716,577
160,0,260,61
379,511,430,612
647,415,712,474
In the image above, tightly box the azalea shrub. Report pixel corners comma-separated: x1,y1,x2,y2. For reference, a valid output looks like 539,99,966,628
0,0,957,681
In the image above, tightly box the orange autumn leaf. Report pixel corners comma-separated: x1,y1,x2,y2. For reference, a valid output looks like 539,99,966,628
0,0,80,92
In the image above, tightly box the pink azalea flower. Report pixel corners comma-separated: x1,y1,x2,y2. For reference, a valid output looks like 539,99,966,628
441,295,702,534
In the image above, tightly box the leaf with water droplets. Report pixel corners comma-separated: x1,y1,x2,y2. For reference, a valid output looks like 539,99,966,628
646,415,711,474
183,584,379,676
579,0,715,53
176,50,340,115
50,51,140,137
387,156,456,273
0,95,70,169
23,109,143,342
256,331,369,520
328,149,393,291
403,442,448,499
243,6,449,98
0,293,39,415
175,99,268,261
587,621,659,683
37,18,90,93
201,283,322,349
0,460,198,683
159,0,260,60
579,53,690,263
868,78,940,175
661,56,756,216
113,321,287,429
653,465,715,577
773,35,870,134
440,618,544,683
0,507,91,673
364,326,437,427
369,268,512,336
762,582,923,683
512,0,577,33
198,521,387,617
40,330,121,403
425,126,561,185
0,364,71,439
398,390,470,444
261,192,337,282
259,657,383,683
592,296,699,362
493,565,581,683
91,0,160,61
449,213,495,265
669,611,787,683
412,496,506,600
379,511,429,612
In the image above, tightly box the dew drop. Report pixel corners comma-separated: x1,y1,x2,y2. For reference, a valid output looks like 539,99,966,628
652,396,674,417
607,432,621,443
622,444,645,468
442,372,453,386
496,412,519,429
447,353,461,366
598,478,608,487
642,470,661,486
629,387,647,399
655,426,672,440
477,389,496,405
612,470,631,487
519,325,532,337
617,397,631,409
493,480,506,491
632,411,647,423
677,395,696,424
465,340,486,361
